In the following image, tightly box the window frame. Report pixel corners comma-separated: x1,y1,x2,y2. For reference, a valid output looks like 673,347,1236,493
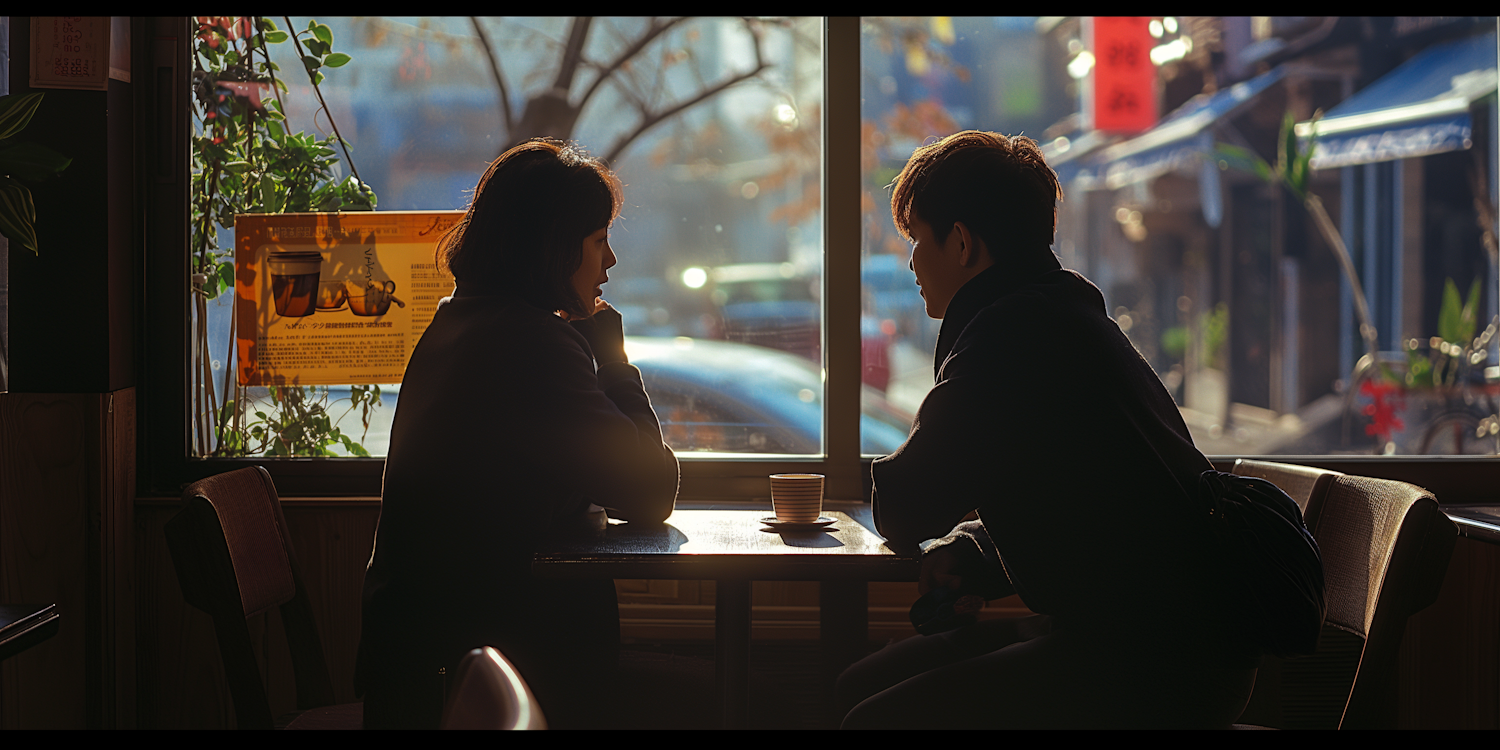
137,16,1500,506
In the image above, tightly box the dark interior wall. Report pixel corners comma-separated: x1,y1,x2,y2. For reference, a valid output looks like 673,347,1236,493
1,17,139,729
5,17,135,394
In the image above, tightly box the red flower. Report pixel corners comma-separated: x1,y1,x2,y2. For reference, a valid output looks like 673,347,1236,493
1359,379,1405,441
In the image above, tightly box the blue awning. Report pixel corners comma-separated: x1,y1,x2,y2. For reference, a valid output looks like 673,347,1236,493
1043,130,1112,187
1070,65,1288,191
1297,31,1497,170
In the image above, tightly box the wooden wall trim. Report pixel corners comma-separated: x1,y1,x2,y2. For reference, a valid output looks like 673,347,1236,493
0,388,135,729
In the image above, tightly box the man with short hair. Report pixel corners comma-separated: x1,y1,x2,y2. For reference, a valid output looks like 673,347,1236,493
837,131,1257,729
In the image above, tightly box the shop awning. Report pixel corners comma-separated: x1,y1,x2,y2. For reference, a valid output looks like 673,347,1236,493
1074,65,1288,191
1044,130,1112,187
1296,31,1497,170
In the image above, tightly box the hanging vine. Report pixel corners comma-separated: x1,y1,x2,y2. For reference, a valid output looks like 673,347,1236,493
190,16,381,457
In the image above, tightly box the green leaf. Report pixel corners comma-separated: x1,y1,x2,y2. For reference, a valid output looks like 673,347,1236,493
343,436,370,458
259,17,280,33
324,52,352,68
1459,276,1482,345
1278,111,1309,199
0,176,39,253
1446,276,1494,345
1212,143,1272,182
1438,278,1463,345
312,70,325,87
218,260,235,292
313,23,333,45
306,39,330,58
0,140,73,182
0,92,45,141
264,30,289,44
221,160,253,174
302,54,322,72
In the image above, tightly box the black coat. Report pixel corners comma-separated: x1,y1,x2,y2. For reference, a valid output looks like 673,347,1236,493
356,290,678,700
872,252,1219,632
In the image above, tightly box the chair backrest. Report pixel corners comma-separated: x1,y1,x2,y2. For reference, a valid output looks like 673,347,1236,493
1317,474,1456,728
1236,469,1456,729
440,647,548,730
164,466,337,729
1231,459,1341,535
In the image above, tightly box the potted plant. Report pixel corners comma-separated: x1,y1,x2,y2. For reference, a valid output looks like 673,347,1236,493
1355,278,1499,455
190,16,380,457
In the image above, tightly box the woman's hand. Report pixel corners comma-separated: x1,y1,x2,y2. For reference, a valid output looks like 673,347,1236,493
560,297,610,321
568,299,628,366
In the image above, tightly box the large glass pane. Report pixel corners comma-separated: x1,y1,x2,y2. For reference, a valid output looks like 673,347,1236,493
189,16,824,457
860,16,1499,457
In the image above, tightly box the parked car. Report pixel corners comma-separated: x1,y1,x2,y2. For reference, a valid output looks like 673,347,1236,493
625,336,914,455
693,262,897,391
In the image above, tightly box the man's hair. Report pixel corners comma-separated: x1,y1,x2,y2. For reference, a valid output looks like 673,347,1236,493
436,138,623,317
890,130,1063,252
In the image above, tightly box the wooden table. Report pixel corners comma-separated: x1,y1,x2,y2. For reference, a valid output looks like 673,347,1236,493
532,508,919,728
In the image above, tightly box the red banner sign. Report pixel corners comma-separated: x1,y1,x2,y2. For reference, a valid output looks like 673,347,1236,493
1091,17,1157,134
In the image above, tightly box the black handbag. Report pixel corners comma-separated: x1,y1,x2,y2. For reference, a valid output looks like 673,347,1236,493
1197,470,1327,658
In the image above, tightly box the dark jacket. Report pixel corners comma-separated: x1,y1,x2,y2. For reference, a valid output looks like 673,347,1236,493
356,290,678,701
872,252,1218,632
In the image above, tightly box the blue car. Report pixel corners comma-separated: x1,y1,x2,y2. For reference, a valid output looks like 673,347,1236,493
625,336,914,455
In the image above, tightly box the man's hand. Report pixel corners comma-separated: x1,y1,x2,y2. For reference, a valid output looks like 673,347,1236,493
918,545,964,596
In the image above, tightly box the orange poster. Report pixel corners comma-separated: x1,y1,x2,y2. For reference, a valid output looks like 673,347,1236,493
234,211,462,386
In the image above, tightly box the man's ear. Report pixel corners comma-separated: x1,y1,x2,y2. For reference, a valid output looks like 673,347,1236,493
953,221,978,267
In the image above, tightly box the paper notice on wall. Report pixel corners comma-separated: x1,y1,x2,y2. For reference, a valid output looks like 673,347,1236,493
30,17,110,90
234,212,462,386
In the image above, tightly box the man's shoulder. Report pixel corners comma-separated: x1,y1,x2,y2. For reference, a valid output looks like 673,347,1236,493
966,270,1100,333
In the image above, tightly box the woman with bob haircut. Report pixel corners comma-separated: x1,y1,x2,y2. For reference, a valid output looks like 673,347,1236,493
356,139,679,729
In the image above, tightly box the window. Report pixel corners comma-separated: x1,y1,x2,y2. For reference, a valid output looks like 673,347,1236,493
150,17,866,496
185,17,826,457
858,16,1500,459
142,17,1500,501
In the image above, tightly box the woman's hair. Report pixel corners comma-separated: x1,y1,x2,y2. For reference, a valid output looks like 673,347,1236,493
436,139,623,317
890,130,1063,252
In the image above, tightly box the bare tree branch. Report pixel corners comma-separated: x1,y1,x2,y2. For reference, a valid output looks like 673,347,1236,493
554,16,595,93
604,58,769,165
577,17,689,112
470,16,514,135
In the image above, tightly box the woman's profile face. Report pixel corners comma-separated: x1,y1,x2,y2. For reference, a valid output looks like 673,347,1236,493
571,226,617,314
